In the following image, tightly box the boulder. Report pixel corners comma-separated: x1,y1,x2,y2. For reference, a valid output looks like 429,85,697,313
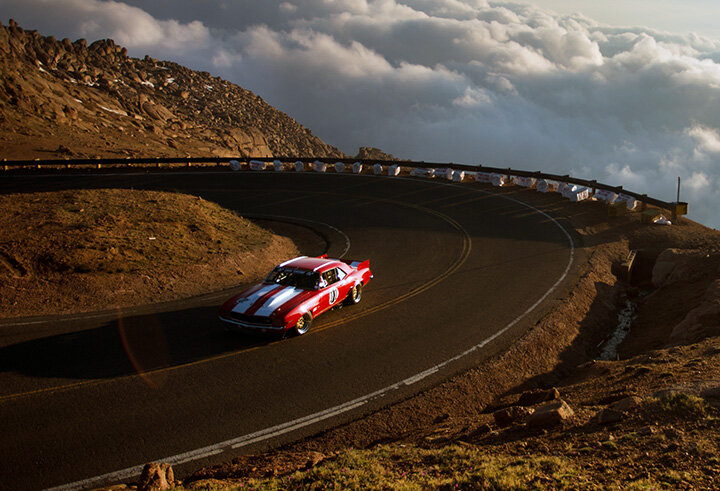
139,463,174,491
526,399,574,428
609,396,643,413
141,101,174,121
493,405,534,427
518,387,560,406
593,407,625,425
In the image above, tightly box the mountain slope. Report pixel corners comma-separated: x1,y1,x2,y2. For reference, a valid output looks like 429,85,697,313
0,19,344,160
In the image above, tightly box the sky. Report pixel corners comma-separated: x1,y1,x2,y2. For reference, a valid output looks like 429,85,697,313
2,0,719,228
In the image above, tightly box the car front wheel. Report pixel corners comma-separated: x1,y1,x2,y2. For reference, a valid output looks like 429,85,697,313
293,313,313,335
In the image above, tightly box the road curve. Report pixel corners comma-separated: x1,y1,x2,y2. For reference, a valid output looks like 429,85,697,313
0,171,578,490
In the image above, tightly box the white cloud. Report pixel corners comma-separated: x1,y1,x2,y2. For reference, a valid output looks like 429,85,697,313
685,172,712,192
279,2,297,13
3,0,720,228
687,125,720,154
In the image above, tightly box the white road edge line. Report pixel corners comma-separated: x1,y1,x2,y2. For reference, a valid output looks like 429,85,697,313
38,172,574,491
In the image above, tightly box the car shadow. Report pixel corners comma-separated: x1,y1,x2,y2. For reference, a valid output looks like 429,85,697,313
0,305,280,381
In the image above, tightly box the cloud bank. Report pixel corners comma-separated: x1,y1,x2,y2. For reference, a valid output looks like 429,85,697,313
2,0,720,227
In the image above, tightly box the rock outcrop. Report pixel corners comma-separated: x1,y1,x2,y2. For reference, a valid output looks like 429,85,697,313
651,248,708,288
355,146,399,161
0,19,345,160
139,463,174,491
670,279,720,345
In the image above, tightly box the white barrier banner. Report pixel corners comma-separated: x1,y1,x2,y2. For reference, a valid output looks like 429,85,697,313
434,168,453,180
559,183,576,197
594,189,617,203
474,171,492,183
452,170,465,182
513,176,536,188
536,179,559,193
410,168,435,178
491,173,508,186
568,186,590,202
616,193,639,210
249,160,265,171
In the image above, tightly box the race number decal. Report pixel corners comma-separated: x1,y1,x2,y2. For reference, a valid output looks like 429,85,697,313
329,288,338,304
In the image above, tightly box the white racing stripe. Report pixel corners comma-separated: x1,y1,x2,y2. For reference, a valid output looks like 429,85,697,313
230,284,278,314
254,286,304,316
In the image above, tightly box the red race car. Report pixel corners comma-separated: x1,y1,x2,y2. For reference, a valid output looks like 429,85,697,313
219,255,372,335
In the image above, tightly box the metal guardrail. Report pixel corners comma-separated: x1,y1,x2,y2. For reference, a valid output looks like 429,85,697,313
1,156,688,215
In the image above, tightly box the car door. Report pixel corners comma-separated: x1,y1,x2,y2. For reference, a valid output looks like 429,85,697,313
318,268,341,313
334,266,353,302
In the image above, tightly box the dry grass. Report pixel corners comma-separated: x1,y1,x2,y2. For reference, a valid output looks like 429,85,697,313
0,189,298,317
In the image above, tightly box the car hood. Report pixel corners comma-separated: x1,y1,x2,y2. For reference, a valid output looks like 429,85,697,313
224,283,316,317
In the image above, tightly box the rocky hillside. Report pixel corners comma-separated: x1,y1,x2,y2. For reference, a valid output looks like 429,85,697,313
0,19,344,160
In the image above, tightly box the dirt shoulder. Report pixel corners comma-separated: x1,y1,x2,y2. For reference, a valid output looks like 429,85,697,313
0,188,299,318
179,187,720,490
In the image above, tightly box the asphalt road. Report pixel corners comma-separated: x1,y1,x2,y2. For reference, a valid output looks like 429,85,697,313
0,170,579,490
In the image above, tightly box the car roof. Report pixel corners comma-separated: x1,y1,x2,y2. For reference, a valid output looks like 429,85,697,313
278,256,343,273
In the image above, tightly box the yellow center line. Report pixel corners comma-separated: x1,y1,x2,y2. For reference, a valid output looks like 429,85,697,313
0,194,471,403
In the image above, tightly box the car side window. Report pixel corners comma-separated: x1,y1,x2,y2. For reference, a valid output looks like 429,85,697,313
322,268,340,286
336,268,347,281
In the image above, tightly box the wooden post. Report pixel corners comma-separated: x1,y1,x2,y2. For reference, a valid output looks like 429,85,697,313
672,177,681,222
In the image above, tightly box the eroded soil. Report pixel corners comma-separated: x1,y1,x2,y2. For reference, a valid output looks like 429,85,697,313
0,188,299,318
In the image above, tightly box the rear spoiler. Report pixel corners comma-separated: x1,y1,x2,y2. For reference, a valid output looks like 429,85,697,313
348,259,370,271
320,255,369,271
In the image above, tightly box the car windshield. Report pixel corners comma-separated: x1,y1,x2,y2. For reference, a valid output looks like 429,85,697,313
265,268,320,290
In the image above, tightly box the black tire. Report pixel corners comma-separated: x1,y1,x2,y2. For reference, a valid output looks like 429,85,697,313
345,283,363,305
293,313,313,336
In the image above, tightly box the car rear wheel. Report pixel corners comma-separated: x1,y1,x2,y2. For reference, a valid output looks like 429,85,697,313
346,283,363,305
293,313,312,335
